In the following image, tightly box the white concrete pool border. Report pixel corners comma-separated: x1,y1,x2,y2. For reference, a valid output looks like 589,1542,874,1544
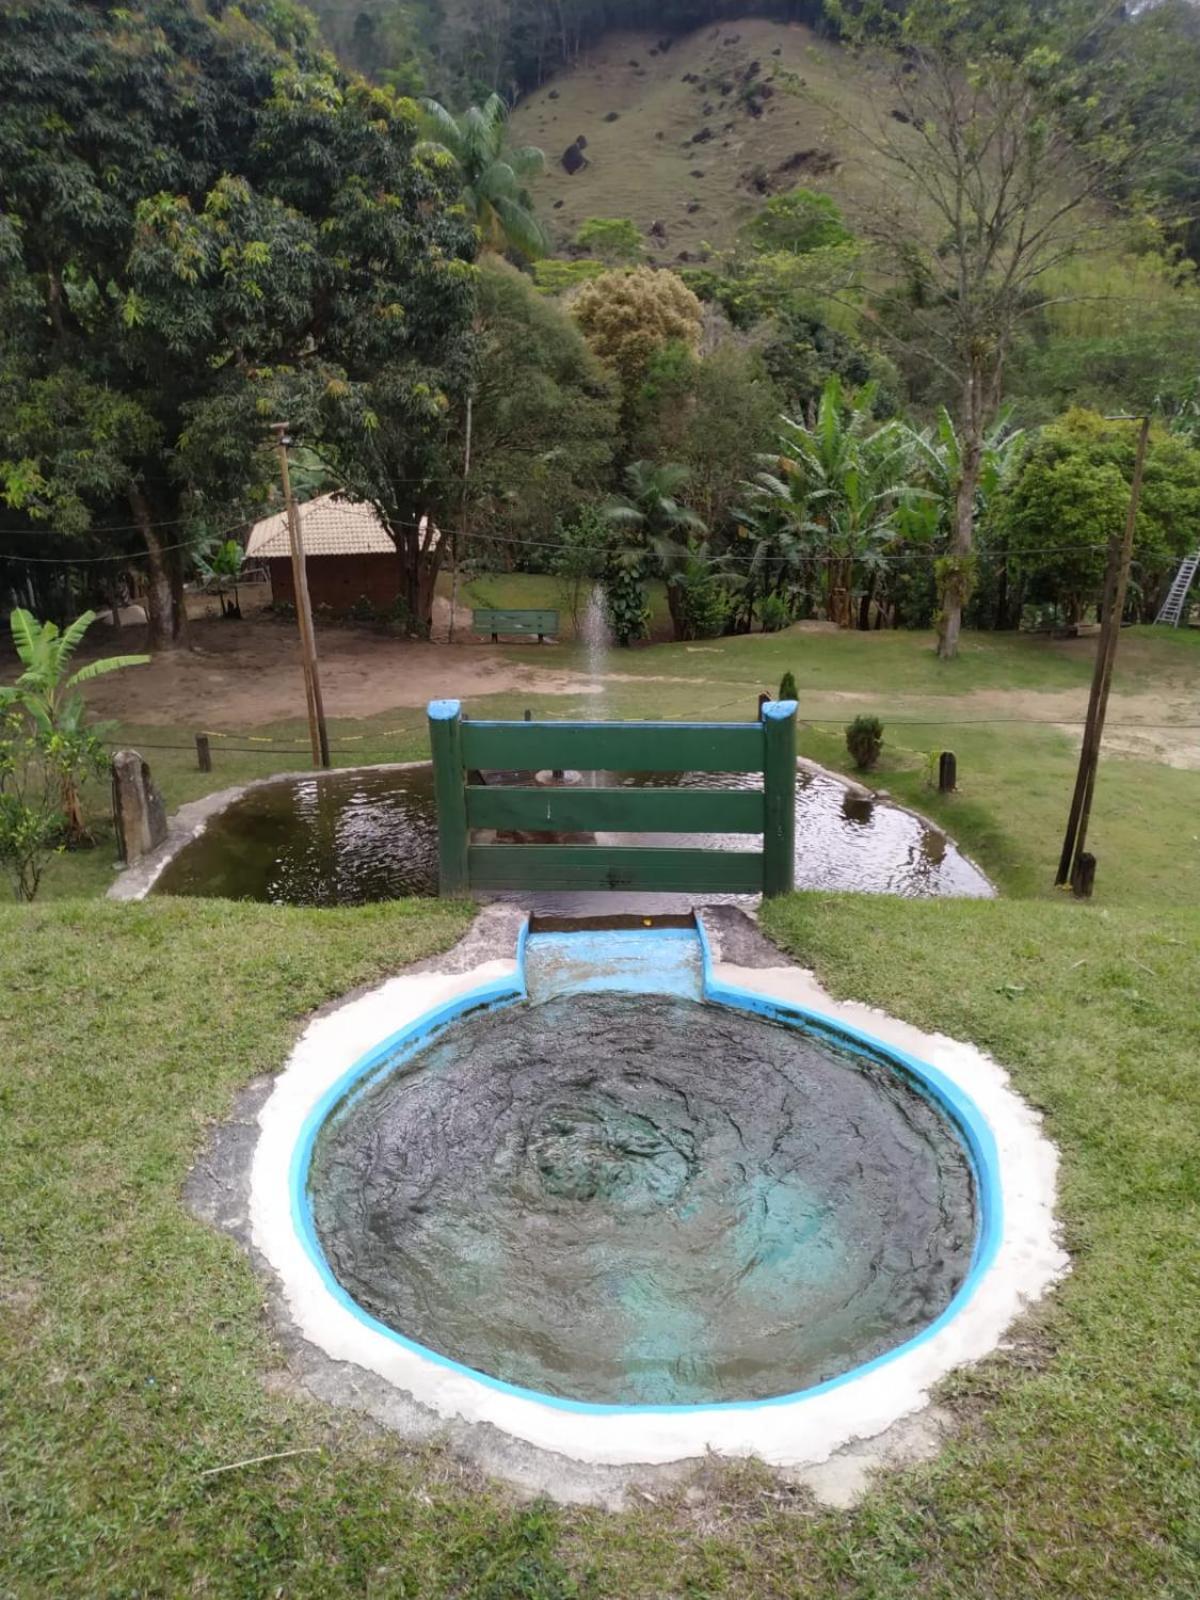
246,908,1065,1482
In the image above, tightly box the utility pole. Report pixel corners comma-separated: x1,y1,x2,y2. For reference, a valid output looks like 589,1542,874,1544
272,423,330,768
1055,414,1151,895
448,392,472,646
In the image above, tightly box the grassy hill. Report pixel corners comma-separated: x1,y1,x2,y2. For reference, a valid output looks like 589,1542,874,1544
510,18,893,262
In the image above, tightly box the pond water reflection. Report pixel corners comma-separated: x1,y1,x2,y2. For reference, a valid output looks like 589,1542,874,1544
154,762,992,907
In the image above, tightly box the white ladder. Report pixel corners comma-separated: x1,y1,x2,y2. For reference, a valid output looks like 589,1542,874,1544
1155,552,1200,626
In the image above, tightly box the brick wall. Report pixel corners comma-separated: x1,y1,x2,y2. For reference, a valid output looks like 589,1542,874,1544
267,554,401,613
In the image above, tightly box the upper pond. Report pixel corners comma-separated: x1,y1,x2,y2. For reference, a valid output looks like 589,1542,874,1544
153,763,993,906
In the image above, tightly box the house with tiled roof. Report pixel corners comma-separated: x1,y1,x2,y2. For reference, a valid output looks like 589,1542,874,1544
247,494,431,615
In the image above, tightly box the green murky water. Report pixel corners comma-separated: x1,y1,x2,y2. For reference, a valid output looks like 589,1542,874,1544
154,763,991,906
309,992,976,1405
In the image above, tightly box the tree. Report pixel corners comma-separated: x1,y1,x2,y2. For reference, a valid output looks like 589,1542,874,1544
465,258,618,556
573,268,704,399
743,377,920,629
995,410,1200,623
418,93,548,259
738,189,853,257
905,406,1025,628
0,1,476,645
818,0,1159,657
0,609,147,844
603,460,708,642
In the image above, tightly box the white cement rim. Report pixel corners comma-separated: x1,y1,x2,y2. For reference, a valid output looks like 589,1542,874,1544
248,928,1066,1470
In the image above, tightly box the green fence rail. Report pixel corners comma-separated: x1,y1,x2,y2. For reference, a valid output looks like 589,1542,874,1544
427,699,797,898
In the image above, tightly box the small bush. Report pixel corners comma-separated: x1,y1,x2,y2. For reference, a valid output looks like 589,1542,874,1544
344,594,378,624
532,258,607,295
604,563,650,646
575,217,643,264
759,594,790,633
778,669,798,701
846,714,884,770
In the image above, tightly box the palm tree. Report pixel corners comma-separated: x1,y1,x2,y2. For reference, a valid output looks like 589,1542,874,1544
418,94,548,261
0,609,148,842
744,377,921,628
603,461,709,641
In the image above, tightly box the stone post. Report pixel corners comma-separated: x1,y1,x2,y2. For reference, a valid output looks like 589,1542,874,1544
111,750,168,865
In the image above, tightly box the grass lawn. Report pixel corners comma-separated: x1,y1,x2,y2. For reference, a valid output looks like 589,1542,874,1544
1,894,1197,1597
452,571,674,640
33,623,1200,909
3,622,1198,1594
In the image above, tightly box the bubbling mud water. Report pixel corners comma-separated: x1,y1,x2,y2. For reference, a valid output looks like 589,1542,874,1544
309,992,976,1405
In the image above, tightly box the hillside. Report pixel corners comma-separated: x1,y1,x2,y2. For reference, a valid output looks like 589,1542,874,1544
509,19,892,262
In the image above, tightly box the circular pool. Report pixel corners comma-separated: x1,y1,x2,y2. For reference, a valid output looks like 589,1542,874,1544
308,991,977,1405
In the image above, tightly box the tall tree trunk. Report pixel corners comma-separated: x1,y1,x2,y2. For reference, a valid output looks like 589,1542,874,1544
937,432,983,661
169,551,189,647
130,488,179,652
665,576,688,642
394,514,446,638
858,572,877,632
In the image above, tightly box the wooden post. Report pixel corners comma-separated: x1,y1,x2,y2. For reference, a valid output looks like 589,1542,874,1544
938,750,957,792
761,699,797,897
428,699,469,896
1056,415,1151,888
757,692,771,720
1071,851,1097,899
195,734,212,773
272,422,330,769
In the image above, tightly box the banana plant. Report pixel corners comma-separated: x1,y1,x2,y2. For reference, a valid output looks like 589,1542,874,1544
0,609,148,843
196,538,245,617
743,377,924,627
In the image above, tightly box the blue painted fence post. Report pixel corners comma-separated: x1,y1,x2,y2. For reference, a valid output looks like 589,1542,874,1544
761,699,797,898
428,699,469,896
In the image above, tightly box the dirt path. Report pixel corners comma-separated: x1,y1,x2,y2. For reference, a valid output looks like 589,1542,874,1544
77,615,599,728
56,614,1200,767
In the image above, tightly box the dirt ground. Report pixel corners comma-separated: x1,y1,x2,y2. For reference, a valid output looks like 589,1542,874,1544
77,610,599,728
46,610,1197,771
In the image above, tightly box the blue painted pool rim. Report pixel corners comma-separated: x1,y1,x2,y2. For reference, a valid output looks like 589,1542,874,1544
288,918,1005,1418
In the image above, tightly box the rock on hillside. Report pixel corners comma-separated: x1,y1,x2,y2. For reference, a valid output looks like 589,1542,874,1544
510,18,887,264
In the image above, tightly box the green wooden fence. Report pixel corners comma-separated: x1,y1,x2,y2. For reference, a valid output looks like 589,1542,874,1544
427,698,797,897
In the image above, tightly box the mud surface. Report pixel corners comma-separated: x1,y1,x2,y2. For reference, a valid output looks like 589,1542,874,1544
309,992,976,1405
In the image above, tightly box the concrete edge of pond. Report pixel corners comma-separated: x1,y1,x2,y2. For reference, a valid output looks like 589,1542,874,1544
188,905,1063,1510
109,755,996,904
106,760,434,901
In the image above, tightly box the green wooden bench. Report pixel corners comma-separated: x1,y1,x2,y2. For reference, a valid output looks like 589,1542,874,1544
472,607,558,643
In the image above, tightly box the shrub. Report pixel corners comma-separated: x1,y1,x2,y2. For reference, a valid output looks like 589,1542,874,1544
846,714,884,770
532,258,607,294
0,707,65,901
778,669,798,701
604,562,650,647
738,188,853,257
674,549,729,640
574,217,643,265
759,594,790,633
